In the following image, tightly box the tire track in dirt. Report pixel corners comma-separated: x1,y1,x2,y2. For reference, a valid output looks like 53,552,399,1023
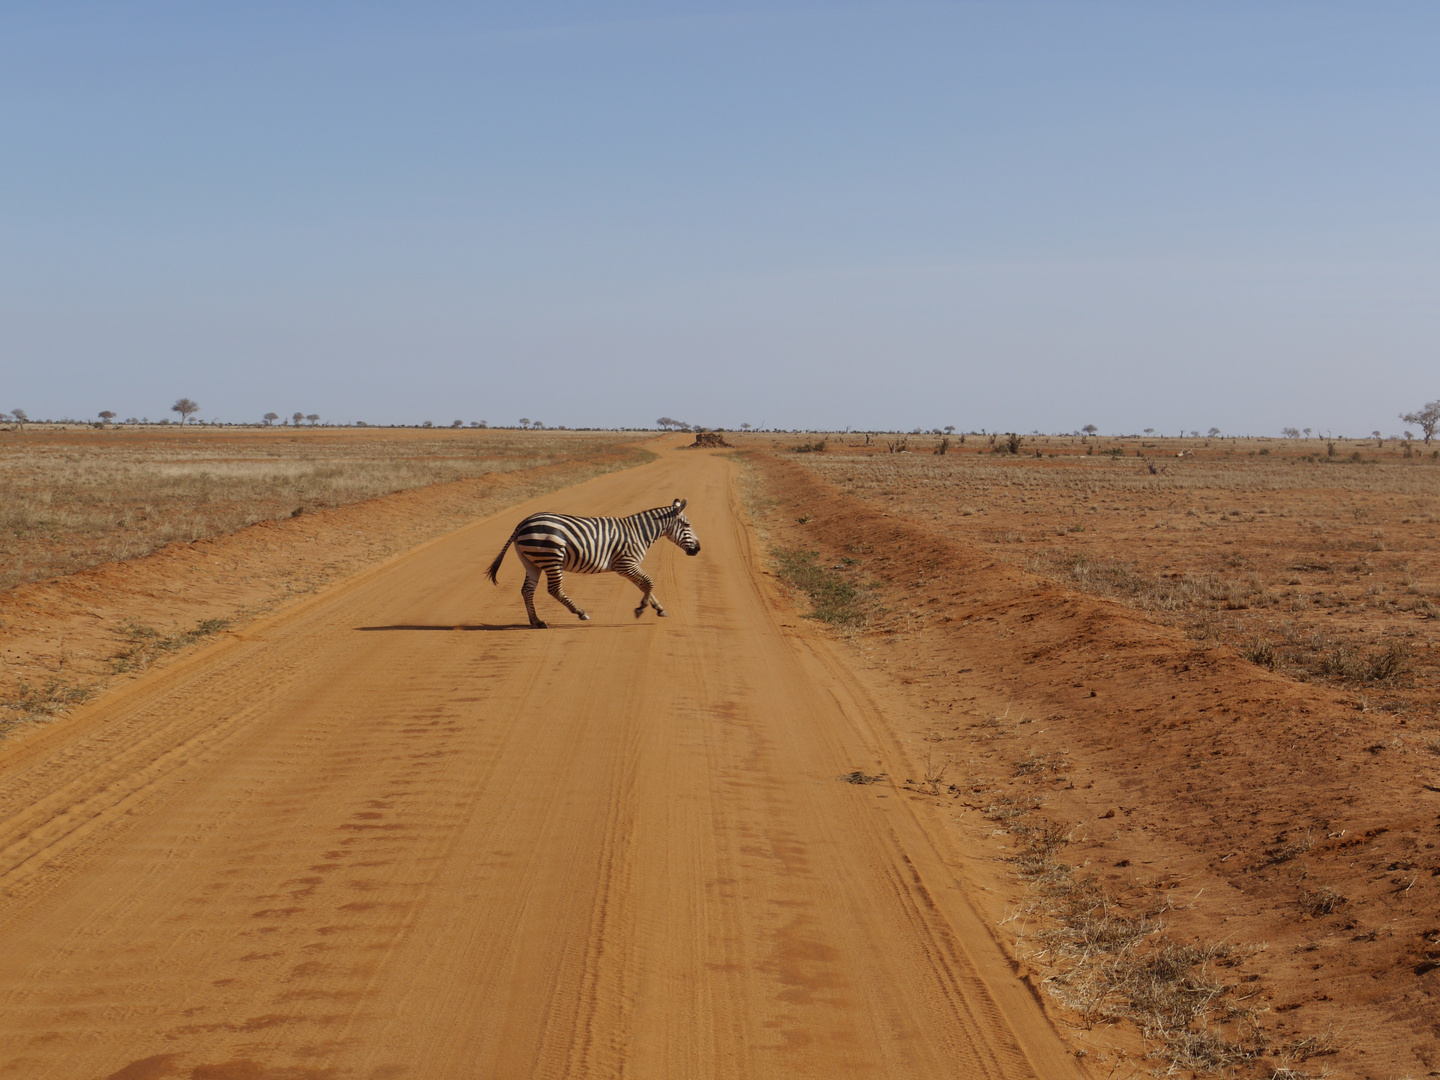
0,446,1084,1079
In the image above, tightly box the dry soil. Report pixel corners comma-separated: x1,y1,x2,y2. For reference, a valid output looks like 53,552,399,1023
0,442,1083,1079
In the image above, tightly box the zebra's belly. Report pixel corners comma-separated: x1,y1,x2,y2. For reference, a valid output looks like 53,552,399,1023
561,546,621,574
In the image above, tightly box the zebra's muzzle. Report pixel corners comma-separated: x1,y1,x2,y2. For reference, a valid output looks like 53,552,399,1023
686,544,701,556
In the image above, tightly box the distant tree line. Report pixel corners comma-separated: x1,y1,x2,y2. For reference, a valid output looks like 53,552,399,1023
5,393,1439,441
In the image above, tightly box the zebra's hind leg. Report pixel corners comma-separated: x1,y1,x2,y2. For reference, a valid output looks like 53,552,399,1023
545,568,589,622
520,555,547,628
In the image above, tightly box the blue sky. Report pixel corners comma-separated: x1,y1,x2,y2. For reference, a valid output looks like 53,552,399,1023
3,2,1438,433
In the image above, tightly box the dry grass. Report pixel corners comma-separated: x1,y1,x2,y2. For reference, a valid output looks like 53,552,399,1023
0,427,647,590
1297,887,1347,917
993,798,1265,1074
1264,832,1314,866
111,618,231,673
1,677,96,735
780,438,1440,720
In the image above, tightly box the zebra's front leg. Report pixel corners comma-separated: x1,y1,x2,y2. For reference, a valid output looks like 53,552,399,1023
616,562,664,618
545,568,589,622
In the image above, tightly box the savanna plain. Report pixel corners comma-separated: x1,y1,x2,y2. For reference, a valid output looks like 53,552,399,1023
0,424,1437,1079
753,430,1440,1079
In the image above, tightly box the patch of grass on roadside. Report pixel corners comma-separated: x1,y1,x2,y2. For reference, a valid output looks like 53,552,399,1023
112,617,230,673
995,800,1266,1074
0,675,98,736
772,547,867,626
7,676,96,717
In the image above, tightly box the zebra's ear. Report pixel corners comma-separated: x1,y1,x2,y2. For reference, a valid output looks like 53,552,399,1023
673,498,687,511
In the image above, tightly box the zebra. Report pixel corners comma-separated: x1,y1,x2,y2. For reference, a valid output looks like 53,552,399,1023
486,498,701,628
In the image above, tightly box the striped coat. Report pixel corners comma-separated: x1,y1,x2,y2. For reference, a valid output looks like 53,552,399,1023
487,498,701,627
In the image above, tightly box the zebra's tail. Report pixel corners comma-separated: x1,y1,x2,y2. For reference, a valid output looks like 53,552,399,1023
487,530,517,584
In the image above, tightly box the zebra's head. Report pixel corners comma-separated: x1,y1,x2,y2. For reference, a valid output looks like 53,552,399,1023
664,498,701,556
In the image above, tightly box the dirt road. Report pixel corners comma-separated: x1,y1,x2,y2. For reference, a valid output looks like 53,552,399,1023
0,447,1082,1079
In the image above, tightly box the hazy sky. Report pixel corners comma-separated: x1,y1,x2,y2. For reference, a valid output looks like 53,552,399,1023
4,2,1438,433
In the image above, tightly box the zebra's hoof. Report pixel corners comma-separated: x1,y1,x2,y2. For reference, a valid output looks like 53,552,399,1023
656,608,668,617
578,612,590,621
532,621,548,629
634,607,646,619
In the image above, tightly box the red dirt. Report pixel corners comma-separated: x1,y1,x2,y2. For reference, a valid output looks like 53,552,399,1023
3,430,1436,1077
0,443,1086,1079
748,448,1440,1078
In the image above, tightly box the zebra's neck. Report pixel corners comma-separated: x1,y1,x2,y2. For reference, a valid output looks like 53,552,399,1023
626,507,674,549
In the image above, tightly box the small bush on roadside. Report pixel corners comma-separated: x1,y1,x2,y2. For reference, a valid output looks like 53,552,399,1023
1242,637,1277,668
1298,886,1347,916
1264,832,1313,865
1319,639,1410,682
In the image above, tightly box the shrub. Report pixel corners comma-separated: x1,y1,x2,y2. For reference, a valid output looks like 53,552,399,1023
1319,640,1410,682
1242,638,1277,668
1298,887,1346,916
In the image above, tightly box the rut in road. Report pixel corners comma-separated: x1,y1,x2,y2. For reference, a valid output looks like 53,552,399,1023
0,446,1084,1080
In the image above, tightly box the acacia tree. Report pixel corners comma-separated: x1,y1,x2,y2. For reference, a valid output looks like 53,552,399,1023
1081,424,1098,437
172,398,200,424
1400,400,1440,445
263,412,279,425
292,412,304,426
98,410,116,423
9,409,24,430
306,413,320,426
